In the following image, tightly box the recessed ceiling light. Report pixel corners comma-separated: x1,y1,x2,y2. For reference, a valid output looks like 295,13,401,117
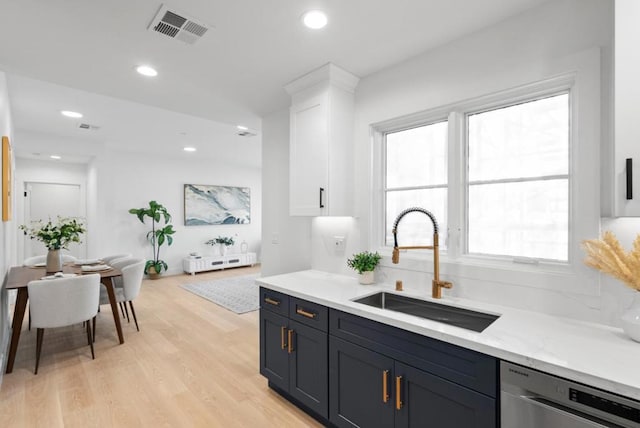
236,125,248,131
302,10,328,29
50,155,61,160
61,110,83,118
183,147,197,152
136,65,158,77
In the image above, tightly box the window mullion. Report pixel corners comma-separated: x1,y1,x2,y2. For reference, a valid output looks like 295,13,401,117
447,111,464,259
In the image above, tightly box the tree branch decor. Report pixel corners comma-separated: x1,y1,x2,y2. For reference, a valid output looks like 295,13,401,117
582,231,640,291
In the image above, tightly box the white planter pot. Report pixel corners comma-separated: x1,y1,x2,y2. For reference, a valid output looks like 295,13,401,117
358,271,375,285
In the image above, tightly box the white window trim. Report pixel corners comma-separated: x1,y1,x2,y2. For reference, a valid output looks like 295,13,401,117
370,72,601,296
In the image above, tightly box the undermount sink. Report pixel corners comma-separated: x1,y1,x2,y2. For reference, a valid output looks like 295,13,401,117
352,292,499,332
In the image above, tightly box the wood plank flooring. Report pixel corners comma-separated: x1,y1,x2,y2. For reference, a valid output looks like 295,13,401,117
0,266,322,427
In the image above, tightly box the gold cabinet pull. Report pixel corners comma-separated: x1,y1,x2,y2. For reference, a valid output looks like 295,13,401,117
280,326,287,350
264,297,280,306
382,370,390,403
296,308,317,319
287,329,294,353
395,376,403,410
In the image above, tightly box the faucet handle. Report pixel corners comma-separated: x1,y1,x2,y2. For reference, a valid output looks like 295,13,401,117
440,281,453,289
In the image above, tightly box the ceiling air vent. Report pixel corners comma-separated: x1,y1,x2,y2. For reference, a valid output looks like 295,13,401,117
148,4,211,45
78,123,100,131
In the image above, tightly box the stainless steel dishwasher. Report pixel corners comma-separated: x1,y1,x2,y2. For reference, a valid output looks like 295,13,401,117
501,361,640,428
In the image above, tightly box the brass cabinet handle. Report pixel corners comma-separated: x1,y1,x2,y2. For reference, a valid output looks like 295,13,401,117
264,297,280,306
395,376,403,410
280,326,287,350
382,370,390,403
288,329,294,354
296,308,317,319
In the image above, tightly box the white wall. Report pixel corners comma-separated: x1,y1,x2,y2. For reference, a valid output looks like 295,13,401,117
306,0,620,324
261,109,311,277
92,148,262,275
0,70,14,379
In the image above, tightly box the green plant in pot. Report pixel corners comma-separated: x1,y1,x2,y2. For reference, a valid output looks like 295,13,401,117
347,251,382,284
206,236,235,256
129,200,175,278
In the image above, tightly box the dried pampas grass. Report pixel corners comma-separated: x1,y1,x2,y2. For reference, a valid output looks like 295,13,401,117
582,231,640,291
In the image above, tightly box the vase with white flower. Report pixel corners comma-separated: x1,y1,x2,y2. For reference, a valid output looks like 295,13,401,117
20,216,86,273
206,236,235,256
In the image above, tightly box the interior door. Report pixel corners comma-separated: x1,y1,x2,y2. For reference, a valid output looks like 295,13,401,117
24,182,86,258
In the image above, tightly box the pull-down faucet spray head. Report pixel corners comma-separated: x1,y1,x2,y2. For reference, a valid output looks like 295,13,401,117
391,207,452,298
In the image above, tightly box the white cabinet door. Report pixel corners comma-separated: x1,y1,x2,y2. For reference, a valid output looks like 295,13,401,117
289,94,329,216
286,63,359,217
615,0,640,216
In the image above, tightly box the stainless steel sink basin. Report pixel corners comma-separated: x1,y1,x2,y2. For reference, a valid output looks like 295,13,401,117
352,292,499,332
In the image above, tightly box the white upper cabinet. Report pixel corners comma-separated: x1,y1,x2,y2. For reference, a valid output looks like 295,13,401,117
285,63,359,216
615,0,640,216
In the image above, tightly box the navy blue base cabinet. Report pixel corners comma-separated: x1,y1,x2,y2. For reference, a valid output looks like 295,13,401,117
259,288,329,419
259,288,498,428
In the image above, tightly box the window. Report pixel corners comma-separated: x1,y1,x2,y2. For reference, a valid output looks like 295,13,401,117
467,94,569,261
380,83,574,263
384,121,448,247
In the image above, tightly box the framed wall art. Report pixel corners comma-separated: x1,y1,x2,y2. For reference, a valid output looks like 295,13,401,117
2,136,11,222
184,184,250,226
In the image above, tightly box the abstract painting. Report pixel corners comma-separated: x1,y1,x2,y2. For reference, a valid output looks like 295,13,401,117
184,184,250,225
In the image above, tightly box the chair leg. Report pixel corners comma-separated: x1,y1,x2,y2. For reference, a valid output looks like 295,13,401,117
28,306,31,331
92,316,96,343
35,328,44,375
129,301,139,332
123,302,130,323
86,319,95,360
119,302,125,318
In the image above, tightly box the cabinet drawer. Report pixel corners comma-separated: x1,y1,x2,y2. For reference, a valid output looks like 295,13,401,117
260,288,289,316
330,309,497,397
289,297,328,332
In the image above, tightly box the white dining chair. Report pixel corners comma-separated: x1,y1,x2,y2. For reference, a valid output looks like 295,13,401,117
101,253,132,264
109,257,140,317
27,274,101,374
99,259,145,331
23,253,79,331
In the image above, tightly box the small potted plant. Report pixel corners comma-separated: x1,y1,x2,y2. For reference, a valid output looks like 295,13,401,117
20,216,86,273
206,236,235,256
129,200,175,279
347,251,382,284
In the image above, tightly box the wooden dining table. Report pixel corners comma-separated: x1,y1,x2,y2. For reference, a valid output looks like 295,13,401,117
4,263,124,374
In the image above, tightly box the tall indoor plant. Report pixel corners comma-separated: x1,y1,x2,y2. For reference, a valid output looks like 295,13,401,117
20,216,86,272
129,200,175,279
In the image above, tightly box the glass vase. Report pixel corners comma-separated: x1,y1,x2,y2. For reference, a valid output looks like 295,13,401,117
621,292,640,342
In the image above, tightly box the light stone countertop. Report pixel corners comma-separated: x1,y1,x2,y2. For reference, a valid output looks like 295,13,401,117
256,269,640,401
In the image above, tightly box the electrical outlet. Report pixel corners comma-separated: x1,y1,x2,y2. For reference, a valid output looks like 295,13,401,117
333,235,345,253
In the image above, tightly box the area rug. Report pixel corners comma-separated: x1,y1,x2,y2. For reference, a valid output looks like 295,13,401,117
180,274,260,314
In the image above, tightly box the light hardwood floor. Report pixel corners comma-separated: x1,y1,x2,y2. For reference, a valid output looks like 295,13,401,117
0,266,322,427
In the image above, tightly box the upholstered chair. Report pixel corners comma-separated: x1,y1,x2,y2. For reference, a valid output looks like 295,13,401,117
27,274,101,374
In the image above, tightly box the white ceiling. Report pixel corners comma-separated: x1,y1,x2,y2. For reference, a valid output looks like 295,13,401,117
0,0,549,163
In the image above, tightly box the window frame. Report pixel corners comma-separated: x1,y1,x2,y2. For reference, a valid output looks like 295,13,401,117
383,118,450,248
370,72,601,296
463,91,571,262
